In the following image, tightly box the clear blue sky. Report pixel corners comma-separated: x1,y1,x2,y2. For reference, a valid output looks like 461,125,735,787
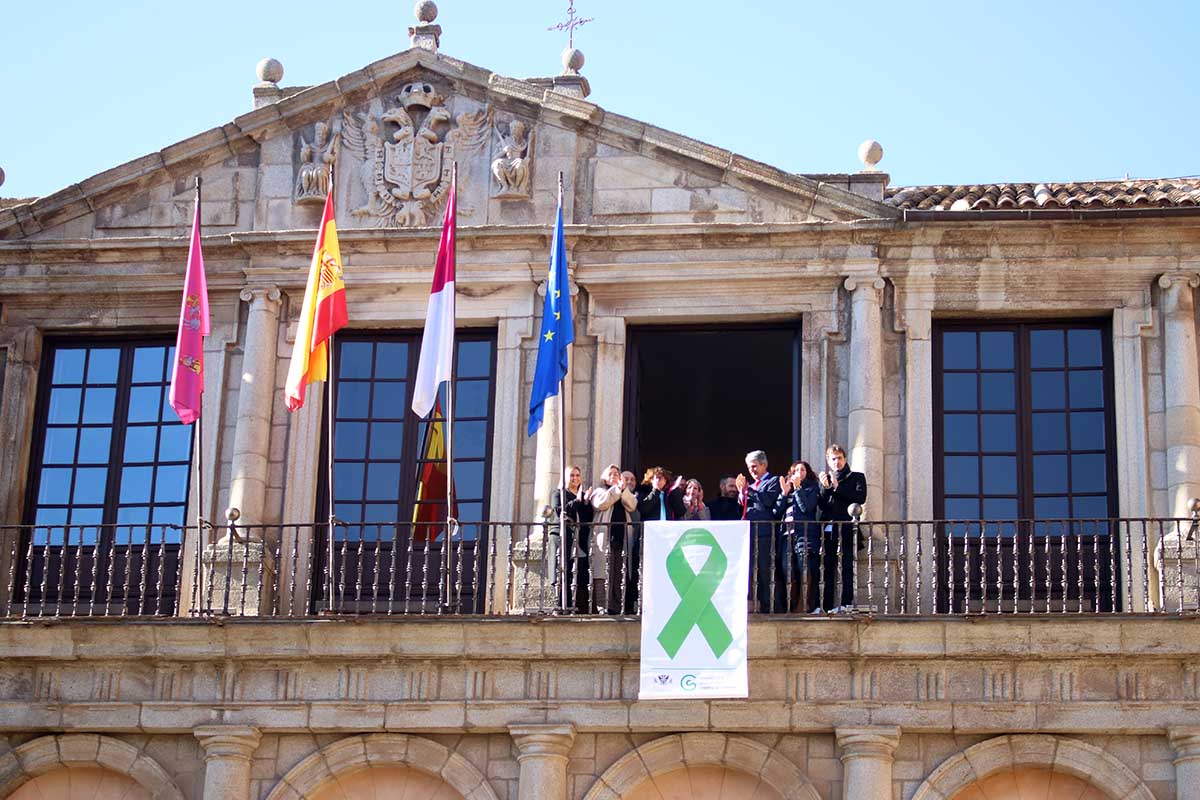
3,0,1198,200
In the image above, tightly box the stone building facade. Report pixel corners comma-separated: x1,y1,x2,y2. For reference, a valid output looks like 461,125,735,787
2,6,1200,799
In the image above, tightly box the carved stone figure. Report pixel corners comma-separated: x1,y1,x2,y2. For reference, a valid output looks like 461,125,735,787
295,121,340,204
342,83,463,227
491,120,533,199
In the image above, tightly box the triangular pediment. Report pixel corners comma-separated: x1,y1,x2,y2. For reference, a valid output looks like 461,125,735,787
0,48,896,241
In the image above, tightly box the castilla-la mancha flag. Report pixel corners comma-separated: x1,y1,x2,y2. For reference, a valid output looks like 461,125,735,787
411,170,456,418
285,189,348,411
167,187,210,425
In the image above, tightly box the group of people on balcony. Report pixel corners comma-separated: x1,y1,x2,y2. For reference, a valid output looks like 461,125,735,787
550,444,868,615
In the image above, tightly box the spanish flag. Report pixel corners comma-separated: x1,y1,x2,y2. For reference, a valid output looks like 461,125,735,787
412,398,456,543
285,189,348,411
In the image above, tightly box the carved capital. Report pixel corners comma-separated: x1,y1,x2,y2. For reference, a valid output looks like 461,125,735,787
509,723,576,761
836,726,901,762
537,279,579,299
1158,273,1200,316
844,275,886,304
239,285,282,309
194,725,262,762
1170,727,1200,763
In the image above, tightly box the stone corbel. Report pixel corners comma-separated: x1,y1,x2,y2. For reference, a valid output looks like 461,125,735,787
585,313,626,347
1115,285,1155,340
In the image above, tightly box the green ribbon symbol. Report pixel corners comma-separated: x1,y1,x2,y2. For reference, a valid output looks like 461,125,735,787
657,528,734,659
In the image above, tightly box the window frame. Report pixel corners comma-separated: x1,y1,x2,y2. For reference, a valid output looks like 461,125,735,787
932,318,1120,523
315,329,498,525
24,334,193,531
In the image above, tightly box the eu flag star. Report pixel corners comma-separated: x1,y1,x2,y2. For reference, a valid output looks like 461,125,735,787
554,311,561,320
554,290,561,299
544,330,555,342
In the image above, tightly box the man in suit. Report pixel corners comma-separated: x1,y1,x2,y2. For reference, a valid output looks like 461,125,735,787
816,444,868,612
706,477,744,521
735,450,783,613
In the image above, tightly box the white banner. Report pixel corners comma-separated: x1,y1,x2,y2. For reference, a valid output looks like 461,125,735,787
639,520,749,699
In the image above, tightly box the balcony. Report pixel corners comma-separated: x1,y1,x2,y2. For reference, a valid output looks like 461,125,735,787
1,513,1197,619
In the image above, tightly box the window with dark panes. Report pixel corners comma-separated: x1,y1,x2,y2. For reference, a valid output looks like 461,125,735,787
934,322,1118,611
23,341,193,612
316,331,496,612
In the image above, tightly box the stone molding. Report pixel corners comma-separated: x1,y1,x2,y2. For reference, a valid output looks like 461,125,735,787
0,734,185,800
263,733,499,800
509,723,576,761
910,734,1155,800
582,732,821,800
835,726,900,763
194,725,262,761
1169,727,1200,764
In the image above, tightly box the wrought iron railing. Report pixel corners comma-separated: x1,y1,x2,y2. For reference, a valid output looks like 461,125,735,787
1,511,1197,618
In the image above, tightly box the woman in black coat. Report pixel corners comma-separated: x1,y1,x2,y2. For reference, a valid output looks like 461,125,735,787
776,460,821,612
551,465,593,612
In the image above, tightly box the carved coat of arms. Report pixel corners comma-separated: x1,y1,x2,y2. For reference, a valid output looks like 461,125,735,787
342,82,487,227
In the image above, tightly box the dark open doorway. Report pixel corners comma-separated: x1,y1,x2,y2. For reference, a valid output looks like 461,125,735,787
622,324,802,496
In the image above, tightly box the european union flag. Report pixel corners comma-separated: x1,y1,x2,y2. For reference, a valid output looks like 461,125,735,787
528,198,574,436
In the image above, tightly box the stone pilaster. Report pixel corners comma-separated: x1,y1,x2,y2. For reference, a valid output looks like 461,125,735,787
901,308,934,612
1170,727,1200,800
1158,274,1200,519
510,723,576,800
845,276,886,517
836,726,900,800
587,315,625,485
227,286,282,532
194,725,261,800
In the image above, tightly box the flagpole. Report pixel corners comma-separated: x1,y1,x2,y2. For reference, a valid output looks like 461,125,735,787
192,175,206,615
325,162,338,611
443,162,458,611
556,171,569,613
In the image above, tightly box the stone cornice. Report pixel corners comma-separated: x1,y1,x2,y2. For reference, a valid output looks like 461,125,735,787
0,619,1198,735
4,617,1200,661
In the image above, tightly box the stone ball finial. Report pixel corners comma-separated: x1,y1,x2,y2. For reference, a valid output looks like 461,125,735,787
858,139,883,172
415,0,438,22
562,47,585,74
848,502,864,520
0,167,5,190
256,57,284,85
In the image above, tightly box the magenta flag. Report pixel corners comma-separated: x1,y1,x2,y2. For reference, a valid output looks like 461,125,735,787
168,191,210,425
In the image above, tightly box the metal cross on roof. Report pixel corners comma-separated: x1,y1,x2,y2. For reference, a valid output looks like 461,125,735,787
548,0,593,48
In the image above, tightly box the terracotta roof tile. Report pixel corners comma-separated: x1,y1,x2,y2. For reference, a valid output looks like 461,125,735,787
885,178,1200,211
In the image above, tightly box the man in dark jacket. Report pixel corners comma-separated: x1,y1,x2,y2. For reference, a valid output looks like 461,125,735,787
706,477,744,521
736,450,783,613
816,444,868,611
